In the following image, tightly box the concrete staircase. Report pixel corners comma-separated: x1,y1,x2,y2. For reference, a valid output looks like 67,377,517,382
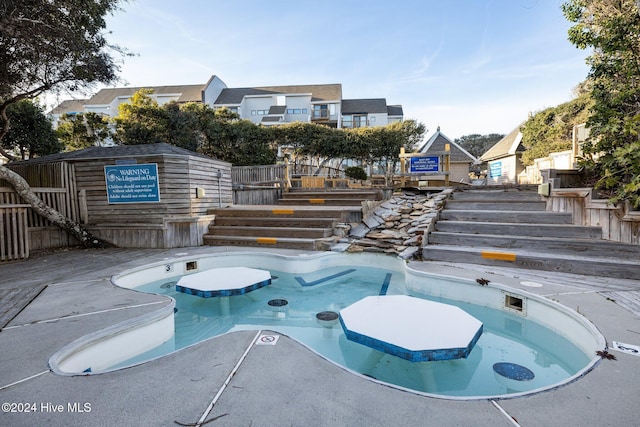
203,189,382,250
423,187,640,279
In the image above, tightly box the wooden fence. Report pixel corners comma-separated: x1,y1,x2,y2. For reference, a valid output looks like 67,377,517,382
0,204,29,261
232,164,286,186
548,188,640,244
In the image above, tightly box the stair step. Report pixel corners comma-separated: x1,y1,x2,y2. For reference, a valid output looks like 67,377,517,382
208,226,333,238
434,220,603,239
209,207,351,219
277,198,364,207
451,189,542,201
203,235,319,250
439,210,573,224
444,200,547,211
427,231,640,257
282,190,381,200
212,216,337,228
422,245,640,280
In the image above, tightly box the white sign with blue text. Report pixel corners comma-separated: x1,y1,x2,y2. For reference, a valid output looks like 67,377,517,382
105,163,160,203
409,156,440,173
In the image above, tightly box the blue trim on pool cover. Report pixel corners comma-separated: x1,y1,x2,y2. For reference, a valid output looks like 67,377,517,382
176,278,271,298
295,269,356,287
339,316,484,362
379,273,392,295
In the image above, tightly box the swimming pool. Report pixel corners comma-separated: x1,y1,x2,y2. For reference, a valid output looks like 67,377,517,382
49,252,605,399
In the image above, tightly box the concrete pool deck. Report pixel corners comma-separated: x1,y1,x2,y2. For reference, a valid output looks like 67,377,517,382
0,246,639,426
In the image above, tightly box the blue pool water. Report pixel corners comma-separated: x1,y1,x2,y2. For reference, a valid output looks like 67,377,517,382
112,265,591,398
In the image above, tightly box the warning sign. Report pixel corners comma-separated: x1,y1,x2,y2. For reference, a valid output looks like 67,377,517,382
255,334,280,346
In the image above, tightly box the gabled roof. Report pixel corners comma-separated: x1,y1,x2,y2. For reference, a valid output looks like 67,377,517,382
86,84,205,105
49,99,88,115
341,98,388,114
11,143,216,165
417,128,478,163
480,122,526,162
214,84,342,104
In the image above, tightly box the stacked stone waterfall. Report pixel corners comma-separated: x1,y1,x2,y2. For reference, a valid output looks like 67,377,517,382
346,189,452,259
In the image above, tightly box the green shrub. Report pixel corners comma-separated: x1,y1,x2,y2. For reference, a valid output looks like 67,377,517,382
344,166,367,181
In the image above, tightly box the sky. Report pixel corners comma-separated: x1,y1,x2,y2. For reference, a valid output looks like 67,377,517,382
61,0,591,140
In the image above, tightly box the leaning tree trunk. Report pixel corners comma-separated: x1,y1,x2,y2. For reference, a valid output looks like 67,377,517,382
0,164,112,248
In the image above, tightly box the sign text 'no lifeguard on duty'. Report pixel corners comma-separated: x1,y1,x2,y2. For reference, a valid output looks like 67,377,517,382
105,163,160,204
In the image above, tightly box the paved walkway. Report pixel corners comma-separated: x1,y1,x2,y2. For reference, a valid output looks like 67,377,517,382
0,246,639,426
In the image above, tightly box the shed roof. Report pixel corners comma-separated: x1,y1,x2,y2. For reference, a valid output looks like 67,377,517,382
86,84,205,105
480,122,526,162
214,84,342,104
341,98,388,114
11,143,219,165
418,128,478,163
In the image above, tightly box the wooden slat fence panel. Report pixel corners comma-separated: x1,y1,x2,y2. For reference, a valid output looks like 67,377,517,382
0,204,29,261
0,187,73,227
232,164,286,186
548,189,640,245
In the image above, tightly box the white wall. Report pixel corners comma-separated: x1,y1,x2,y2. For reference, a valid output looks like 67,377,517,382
202,75,227,106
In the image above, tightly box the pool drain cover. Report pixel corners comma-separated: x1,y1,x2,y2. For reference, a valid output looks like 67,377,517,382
268,299,288,307
493,362,535,381
316,311,339,322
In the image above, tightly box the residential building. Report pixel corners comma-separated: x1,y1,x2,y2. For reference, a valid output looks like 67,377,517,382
50,74,403,131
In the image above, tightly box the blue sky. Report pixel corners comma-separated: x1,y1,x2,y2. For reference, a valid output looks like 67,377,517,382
89,0,589,140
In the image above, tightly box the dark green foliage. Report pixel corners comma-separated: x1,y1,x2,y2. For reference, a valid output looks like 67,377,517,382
2,99,62,159
0,0,126,159
454,134,505,159
344,166,368,181
57,112,111,150
563,0,640,207
520,92,593,166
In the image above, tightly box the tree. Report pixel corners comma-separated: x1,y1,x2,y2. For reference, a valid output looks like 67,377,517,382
198,107,277,165
520,90,593,166
455,133,504,159
57,112,111,150
0,0,127,247
2,99,63,159
563,0,640,207
113,89,170,146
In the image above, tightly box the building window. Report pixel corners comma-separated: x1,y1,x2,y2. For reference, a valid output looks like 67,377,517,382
313,104,329,119
353,115,367,128
342,114,367,128
252,110,268,115
286,108,309,115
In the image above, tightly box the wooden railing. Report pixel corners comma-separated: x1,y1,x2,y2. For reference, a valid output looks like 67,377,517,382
0,187,76,227
0,204,29,260
547,188,640,244
232,164,286,186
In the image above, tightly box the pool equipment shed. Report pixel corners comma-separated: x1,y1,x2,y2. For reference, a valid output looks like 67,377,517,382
5,143,232,249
